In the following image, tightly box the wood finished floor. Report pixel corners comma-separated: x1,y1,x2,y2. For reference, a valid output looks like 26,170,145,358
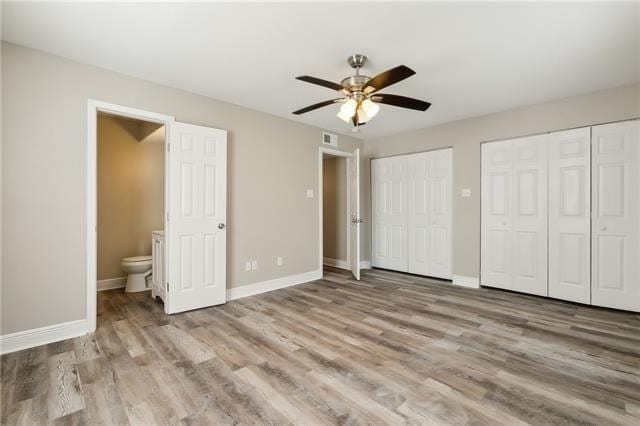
2,267,640,425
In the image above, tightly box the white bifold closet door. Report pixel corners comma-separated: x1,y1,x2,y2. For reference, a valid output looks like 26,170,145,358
481,140,512,289
548,128,591,304
371,156,408,271
371,148,452,279
407,149,452,278
481,135,548,296
591,121,640,312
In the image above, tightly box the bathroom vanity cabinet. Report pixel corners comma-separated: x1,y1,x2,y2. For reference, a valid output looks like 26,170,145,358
151,230,166,304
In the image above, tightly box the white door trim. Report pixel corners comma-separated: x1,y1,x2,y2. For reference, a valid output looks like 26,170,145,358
86,99,174,333
318,147,354,277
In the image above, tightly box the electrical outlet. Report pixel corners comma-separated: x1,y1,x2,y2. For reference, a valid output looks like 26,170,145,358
277,256,283,266
461,188,471,198
251,260,258,270
245,261,251,272
306,189,314,198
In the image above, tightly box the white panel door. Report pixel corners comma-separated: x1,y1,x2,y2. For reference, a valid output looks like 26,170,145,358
420,148,452,278
548,128,591,304
591,121,640,312
168,122,227,314
511,135,548,296
371,156,408,271
481,141,512,290
407,152,430,276
349,149,361,280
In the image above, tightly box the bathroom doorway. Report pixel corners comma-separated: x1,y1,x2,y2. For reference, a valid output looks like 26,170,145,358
86,101,174,332
87,100,229,332
96,112,165,297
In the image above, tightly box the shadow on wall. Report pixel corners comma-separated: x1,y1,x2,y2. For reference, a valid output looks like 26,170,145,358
97,113,165,281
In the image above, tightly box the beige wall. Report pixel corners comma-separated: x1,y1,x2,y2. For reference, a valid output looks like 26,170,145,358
97,114,165,281
1,42,363,334
2,41,638,336
322,156,347,262
362,83,640,278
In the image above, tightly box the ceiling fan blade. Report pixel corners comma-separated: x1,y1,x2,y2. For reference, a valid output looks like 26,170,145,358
371,94,431,111
363,65,416,94
292,98,342,115
296,75,345,92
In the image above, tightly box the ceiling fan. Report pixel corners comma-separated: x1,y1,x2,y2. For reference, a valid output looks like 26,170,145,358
293,54,431,127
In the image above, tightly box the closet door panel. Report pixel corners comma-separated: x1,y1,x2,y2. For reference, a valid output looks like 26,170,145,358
592,121,640,312
549,128,591,304
371,157,408,271
511,135,548,296
427,148,452,279
481,141,513,289
407,153,430,275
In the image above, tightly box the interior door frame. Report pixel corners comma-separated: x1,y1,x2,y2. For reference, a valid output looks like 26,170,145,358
86,99,174,333
318,147,355,276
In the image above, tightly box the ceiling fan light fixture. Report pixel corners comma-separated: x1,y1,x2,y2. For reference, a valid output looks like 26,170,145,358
357,105,369,123
361,98,380,119
337,98,357,122
293,55,429,126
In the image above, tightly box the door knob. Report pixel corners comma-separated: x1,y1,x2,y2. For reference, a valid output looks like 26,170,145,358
218,223,226,229
601,226,607,231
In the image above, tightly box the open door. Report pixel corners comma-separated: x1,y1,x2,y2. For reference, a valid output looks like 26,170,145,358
167,122,227,313
349,148,361,280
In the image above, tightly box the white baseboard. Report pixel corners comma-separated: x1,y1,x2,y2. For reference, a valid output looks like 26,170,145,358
452,274,480,289
360,260,371,269
226,269,322,301
323,257,350,270
97,276,127,291
0,319,89,355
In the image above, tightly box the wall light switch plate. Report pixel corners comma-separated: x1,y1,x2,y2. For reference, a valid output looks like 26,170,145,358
306,189,314,198
245,261,252,272
461,188,472,198
251,260,258,270
277,256,283,266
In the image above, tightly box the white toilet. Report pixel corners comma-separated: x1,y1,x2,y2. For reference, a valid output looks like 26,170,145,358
121,255,153,292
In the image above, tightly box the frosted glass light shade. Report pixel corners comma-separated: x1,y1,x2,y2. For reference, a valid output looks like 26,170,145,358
337,98,357,122
361,98,380,119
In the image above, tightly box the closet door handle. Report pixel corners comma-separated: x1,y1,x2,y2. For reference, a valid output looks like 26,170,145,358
218,223,226,230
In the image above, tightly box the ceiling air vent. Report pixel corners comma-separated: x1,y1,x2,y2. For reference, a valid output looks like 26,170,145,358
322,132,337,147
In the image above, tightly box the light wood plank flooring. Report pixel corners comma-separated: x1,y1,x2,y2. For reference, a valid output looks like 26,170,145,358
2,267,640,425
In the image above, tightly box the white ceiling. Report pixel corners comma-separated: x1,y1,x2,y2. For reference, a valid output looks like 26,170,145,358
3,2,638,139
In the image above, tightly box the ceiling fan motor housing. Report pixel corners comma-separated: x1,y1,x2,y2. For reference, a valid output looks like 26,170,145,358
343,54,370,93
340,75,370,93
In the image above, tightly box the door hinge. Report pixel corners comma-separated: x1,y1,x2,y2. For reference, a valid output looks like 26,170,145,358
166,211,169,222
166,282,169,292
167,143,170,152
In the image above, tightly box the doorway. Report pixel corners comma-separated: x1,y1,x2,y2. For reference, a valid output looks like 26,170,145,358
86,100,228,333
318,147,361,280
322,154,350,270
96,112,166,299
